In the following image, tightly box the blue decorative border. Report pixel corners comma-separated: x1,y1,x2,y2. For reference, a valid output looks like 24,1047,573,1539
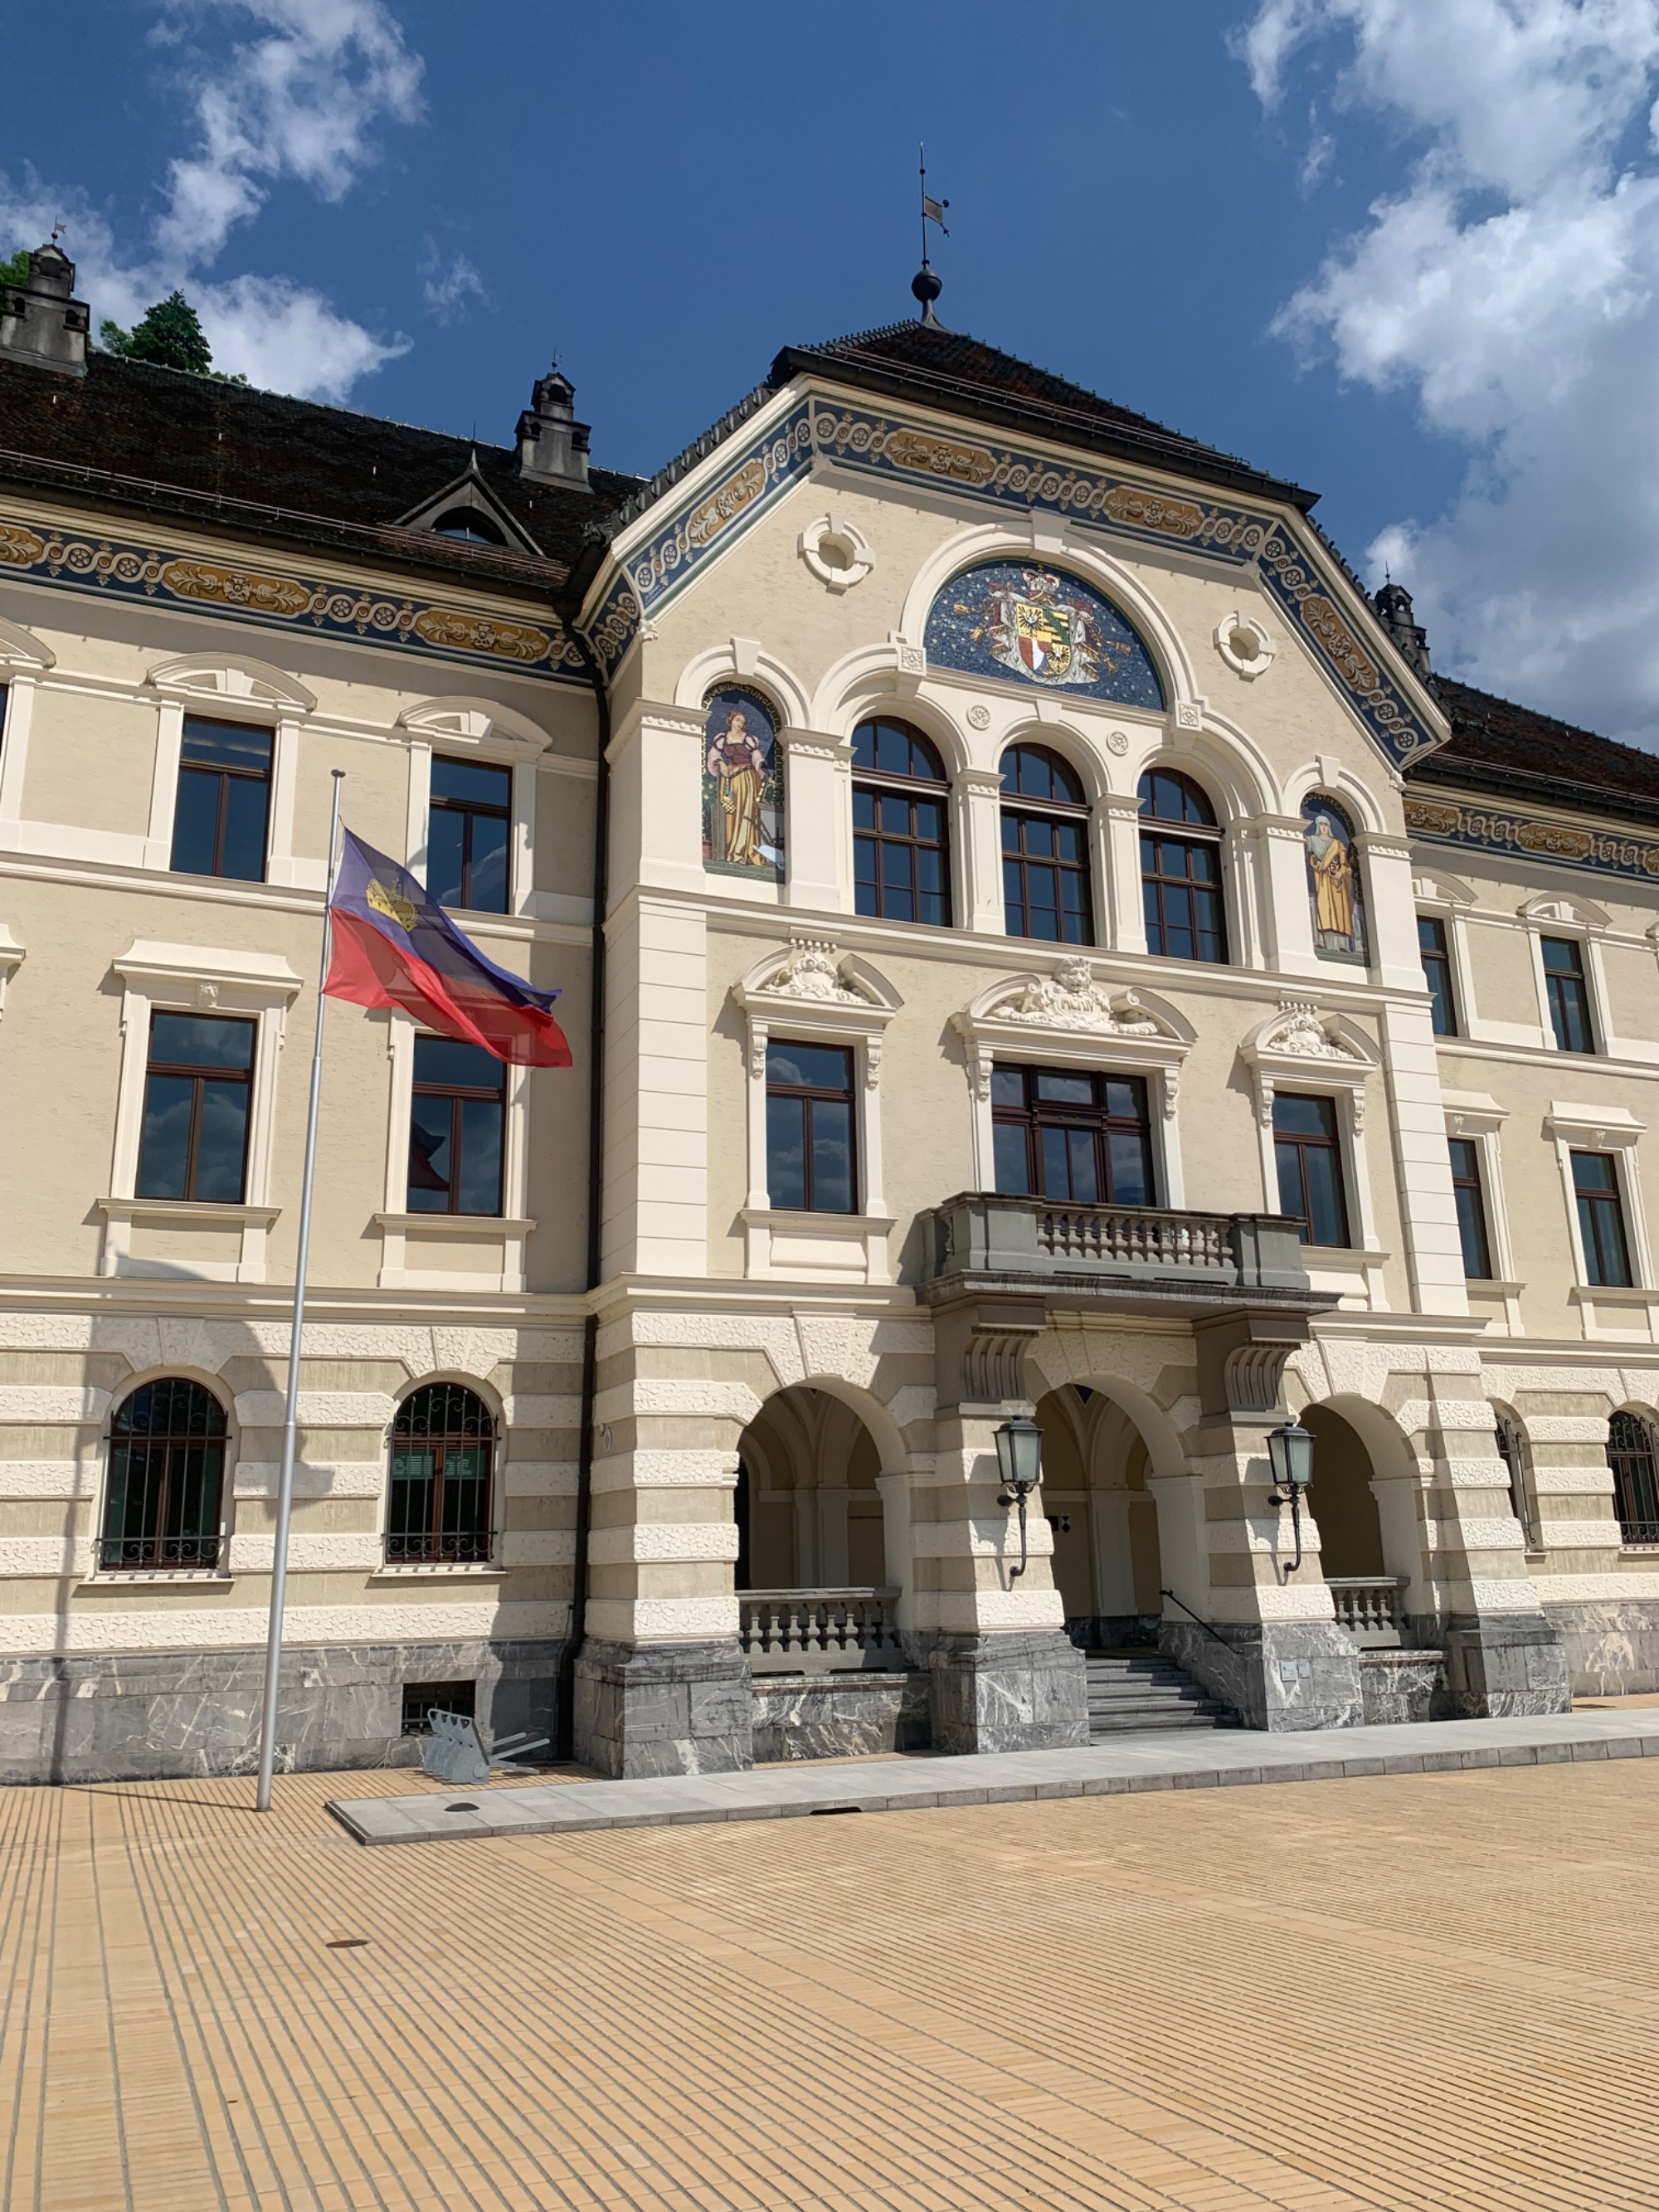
1405,792,1659,886
0,511,586,682
601,389,1441,769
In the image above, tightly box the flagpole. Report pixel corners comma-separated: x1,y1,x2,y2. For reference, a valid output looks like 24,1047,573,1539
255,769,345,1814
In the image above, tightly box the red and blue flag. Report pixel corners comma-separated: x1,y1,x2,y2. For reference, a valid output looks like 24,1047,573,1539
325,828,572,1067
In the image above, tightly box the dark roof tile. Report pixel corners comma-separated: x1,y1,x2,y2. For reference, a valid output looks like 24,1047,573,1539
1414,675,1659,829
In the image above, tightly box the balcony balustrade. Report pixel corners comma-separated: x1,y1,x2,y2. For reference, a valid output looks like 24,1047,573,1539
918,1191,1315,1304
1326,1576,1409,1649
738,1587,905,1674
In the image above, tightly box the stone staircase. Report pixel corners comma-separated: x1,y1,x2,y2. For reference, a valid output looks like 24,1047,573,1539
1084,1649,1239,1737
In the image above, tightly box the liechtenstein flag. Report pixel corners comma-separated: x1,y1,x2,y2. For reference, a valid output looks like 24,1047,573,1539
324,829,572,1067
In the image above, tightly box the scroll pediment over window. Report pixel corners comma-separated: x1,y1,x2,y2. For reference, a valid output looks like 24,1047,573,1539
732,938,901,1081
1239,999,1378,1127
953,961,1194,1110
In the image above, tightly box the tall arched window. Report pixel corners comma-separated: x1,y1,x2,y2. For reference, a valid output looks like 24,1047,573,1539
1138,767,1227,963
1494,1408,1540,1550
1608,1411,1659,1546
100,1379,227,1571
1000,743,1092,944
388,1384,495,1564
852,716,951,925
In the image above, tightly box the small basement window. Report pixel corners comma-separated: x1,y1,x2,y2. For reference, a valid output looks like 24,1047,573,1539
401,1681,477,1736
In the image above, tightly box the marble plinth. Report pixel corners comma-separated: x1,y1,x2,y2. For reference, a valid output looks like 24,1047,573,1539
1439,1613,1573,1718
0,1639,562,1785
572,1638,753,1778
1544,1598,1659,1696
751,1671,930,1763
1360,1649,1450,1725
1160,1618,1365,1732
924,1630,1089,1755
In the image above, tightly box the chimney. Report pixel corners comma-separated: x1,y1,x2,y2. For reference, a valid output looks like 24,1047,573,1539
0,241,90,377
1372,580,1430,678
516,363,591,491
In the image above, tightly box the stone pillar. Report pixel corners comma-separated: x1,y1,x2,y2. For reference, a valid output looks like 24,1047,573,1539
1098,792,1146,953
572,1306,752,1776
1394,1355,1569,1715
1163,1313,1365,1731
917,1299,1089,1753
959,768,1007,936
1517,1391,1642,1693
779,728,853,914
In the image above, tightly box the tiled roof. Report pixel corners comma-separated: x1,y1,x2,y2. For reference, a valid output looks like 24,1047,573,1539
0,350,640,595
1413,675,1659,829
771,319,1318,510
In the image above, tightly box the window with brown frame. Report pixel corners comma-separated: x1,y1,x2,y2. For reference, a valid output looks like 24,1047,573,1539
852,716,951,926
1448,1137,1493,1279
1607,1410,1659,1546
429,754,511,914
990,1066,1155,1206
766,1041,856,1213
1573,1150,1633,1285
1000,743,1092,944
100,1378,226,1571
387,1383,494,1564
1138,767,1227,963
1272,1093,1351,1247
171,715,274,882
135,1012,255,1203
407,1037,506,1215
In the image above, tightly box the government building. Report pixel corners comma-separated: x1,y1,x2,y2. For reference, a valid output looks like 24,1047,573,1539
2,239,1656,1782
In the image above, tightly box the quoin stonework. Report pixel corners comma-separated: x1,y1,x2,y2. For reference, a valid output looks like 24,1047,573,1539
2,239,1657,1782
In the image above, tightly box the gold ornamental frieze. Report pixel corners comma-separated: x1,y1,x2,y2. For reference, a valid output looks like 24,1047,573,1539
1406,792,1659,883
1102,485,1205,538
1299,596,1379,694
686,460,767,552
882,427,999,487
0,506,578,679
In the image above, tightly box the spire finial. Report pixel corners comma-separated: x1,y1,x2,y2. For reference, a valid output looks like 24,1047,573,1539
913,142,948,327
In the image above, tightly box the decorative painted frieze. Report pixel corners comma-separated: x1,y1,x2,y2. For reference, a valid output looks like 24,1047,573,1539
1406,792,1659,888
0,509,585,680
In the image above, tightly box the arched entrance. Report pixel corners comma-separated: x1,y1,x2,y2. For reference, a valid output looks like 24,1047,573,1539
736,1386,889,1591
1033,1386,1163,1650
1302,1402,1406,1647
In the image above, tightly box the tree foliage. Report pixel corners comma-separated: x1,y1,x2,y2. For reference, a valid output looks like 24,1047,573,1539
99,290,247,383
0,248,31,289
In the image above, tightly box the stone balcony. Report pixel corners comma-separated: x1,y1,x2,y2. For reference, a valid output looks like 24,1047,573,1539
916,1191,1332,1318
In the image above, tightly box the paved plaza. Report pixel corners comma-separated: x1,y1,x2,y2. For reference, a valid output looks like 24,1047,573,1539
4,1756,1658,2212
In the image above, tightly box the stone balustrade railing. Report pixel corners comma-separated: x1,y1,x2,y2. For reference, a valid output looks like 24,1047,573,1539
917,1192,1316,1303
1326,1576,1410,1649
738,1588,904,1674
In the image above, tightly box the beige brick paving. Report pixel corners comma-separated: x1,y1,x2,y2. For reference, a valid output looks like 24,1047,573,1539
2,1761,1657,2211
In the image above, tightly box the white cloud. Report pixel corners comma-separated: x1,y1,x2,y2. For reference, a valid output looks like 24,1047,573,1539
419,241,486,324
1240,0,1659,744
0,0,419,403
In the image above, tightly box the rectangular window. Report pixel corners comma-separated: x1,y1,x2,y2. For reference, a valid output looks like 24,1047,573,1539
429,754,511,914
766,1041,855,1213
1448,1137,1493,1279
1001,811,1092,944
1272,1093,1351,1247
853,784,950,926
1573,1150,1634,1286
1141,833,1228,963
407,1037,506,1215
1418,915,1457,1036
990,1066,1155,1206
170,716,274,882
136,1013,255,1203
1541,936,1595,1053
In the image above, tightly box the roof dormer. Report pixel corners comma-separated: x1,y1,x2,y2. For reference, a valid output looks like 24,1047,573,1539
395,453,541,553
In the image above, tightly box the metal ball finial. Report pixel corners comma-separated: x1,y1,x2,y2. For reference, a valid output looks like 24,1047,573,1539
912,263,943,325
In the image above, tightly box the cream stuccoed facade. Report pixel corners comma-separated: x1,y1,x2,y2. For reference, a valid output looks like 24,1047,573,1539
1,242,1656,1781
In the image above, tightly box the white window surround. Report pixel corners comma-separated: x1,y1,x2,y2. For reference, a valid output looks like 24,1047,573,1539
1413,868,1478,1038
372,1008,536,1292
99,940,303,1284
1523,894,1613,1057
951,962,1194,1204
1240,1000,1385,1307
0,617,56,848
397,697,553,923
1443,1088,1523,1333
141,655,318,888
1544,1102,1656,1325
85,1368,240,1586
731,938,900,1284
0,923,22,1021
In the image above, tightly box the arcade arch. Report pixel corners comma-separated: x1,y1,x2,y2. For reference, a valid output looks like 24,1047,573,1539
733,1385,892,1593
1032,1385,1165,1648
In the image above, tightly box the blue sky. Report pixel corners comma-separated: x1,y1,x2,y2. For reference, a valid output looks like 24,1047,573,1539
8,2,1659,748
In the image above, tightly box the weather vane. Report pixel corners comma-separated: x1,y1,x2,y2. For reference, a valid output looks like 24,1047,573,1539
913,144,948,326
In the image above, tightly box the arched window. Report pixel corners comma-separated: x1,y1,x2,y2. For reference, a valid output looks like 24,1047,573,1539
1138,767,1227,963
851,716,950,925
1608,1411,1659,1546
388,1384,495,1564
1494,1408,1540,1550
431,509,506,545
100,1379,226,1571
1303,794,1369,961
1000,743,1092,944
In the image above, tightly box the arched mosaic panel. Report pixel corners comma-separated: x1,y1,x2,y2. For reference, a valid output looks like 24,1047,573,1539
1302,793,1368,962
703,685,784,880
925,563,1165,709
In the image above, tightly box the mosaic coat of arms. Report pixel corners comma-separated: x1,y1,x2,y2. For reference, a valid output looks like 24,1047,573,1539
925,562,1165,709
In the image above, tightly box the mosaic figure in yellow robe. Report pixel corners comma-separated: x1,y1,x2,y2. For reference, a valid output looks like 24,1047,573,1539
706,705,767,868
1306,812,1355,945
